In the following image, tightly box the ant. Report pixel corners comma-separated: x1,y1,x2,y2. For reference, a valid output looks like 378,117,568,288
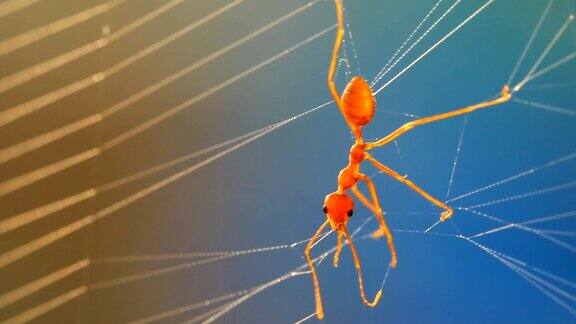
305,0,512,319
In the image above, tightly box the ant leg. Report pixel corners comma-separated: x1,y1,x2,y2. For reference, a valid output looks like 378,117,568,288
305,220,330,320
365,154,453,221
366,86,511,149
333,232,344,267
343,225,383,307
327,0,361,138
350,185,378,214
353,176,397,268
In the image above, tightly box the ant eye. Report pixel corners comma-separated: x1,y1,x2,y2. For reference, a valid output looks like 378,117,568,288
322,205,328,213
347,210,353,217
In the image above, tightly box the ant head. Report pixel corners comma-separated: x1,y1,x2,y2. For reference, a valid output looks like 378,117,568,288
323,192,354,228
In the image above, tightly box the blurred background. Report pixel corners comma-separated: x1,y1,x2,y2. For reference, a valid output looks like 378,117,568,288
1,0,575,323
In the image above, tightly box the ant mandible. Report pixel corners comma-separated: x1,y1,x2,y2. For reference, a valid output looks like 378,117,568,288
305,0,512,320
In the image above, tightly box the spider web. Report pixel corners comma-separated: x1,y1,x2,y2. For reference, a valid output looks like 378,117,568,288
0,0,575,323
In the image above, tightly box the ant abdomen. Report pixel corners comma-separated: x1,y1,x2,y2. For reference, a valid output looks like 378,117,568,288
341,76,376,127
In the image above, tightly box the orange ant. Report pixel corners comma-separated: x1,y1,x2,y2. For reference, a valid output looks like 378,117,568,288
305,0,512,319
